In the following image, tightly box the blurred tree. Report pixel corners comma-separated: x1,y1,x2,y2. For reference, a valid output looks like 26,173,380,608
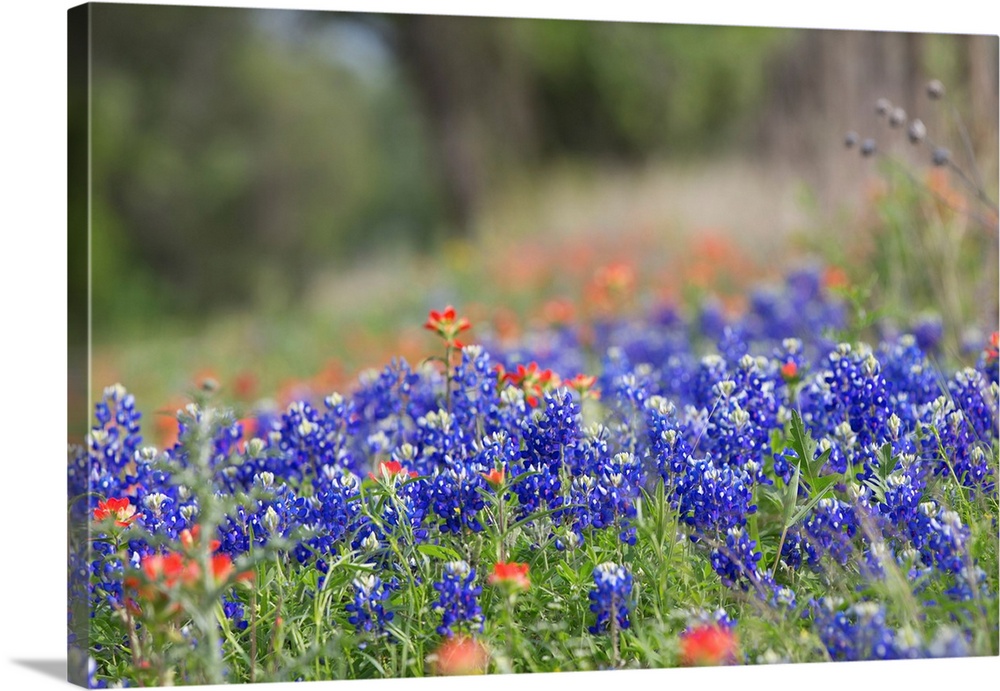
757,30,998,200
86,5,993,331
319,14,786,234
89,5,444,331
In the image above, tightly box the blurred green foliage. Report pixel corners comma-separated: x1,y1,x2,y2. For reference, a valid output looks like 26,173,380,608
515,20,788,157
83,5,797,334
90,5,444,333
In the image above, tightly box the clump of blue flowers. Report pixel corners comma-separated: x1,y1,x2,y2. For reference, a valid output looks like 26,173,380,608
588,562,633,634
345,574,395,643
432,561,484,637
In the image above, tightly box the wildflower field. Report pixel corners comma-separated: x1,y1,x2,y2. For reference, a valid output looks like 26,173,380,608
71,258,1000,686
64,12,1000,685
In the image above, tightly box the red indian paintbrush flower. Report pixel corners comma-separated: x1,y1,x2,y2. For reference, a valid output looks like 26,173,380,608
432,635,490,675
424,305,472,349
179,524,221,553
780,360,799,381
986,331,999,361
501,361,560,407
679,624,739,666
369,460,418,481
211,553,254,584
488,562,530,591
482,468,505,488
541,298,575,327
93,497,141,527
565,373,600,400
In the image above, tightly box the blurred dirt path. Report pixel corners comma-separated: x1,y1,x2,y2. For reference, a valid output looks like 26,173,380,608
476,156,861,266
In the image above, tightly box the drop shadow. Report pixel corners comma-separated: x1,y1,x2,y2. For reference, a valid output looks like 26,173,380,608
11,659,66,682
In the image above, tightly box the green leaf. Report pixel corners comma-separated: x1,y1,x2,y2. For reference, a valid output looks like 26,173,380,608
782,463,801,527
805,447,833,482
863,477,887,504
788,410,816,469
876,442,897,484
758,485,785,513
790,475,840,526
416,543,463,561
510,504,580,531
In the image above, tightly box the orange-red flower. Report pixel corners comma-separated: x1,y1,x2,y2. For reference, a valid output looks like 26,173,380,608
780,360,799,381
565,373,600,400
124,552,199,607
540,298,575,327
501,361,560,408
588,262,636,312
424,305,472,349
488,562,530,591
93,497,141,528
482,468,505,488
823,266,849,291
127,549,252,605
211,553,254,584
369,460,418,481
679,624,739,666
142,552,200,589
235,417,259,454
985,331,999,361
432,635,489,675
179,524,221,553
233,370,258,400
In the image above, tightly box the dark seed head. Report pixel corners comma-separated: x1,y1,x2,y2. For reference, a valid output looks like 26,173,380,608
889,107,907,128
932,147,950,166
844,131,859,149
908,119,926,144
926,79,945,100
875,98,893,117
861,138,877,157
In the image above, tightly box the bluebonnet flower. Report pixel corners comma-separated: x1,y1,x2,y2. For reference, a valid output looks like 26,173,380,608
926,626,972,658
413,409,470,471
365,444,432,543
717,325,751,363
923,386,995,492
908,314,944,354
798,497,859,569
643,395,691,482
687,608,737,630
272,398,360,484
692,359,779,476
673,456,755,536
450,345,504,436
690,354,730,411
508,460,562,524
216,486,295,558
351,359,435,457
222,594,248,631
824,344,891,449
589,452,644,544
428,463,488,534
88,384,145,502
710,526,766,590
809,599,913,661
432,561,484,637
588,562,632,634
87,656,108,689
345,574,395,641
947,367,997,443
698,299,728,343
288,473,362,573
521,387,582,471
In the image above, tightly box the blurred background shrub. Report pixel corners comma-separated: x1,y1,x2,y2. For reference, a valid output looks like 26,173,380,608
86,5,997,336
